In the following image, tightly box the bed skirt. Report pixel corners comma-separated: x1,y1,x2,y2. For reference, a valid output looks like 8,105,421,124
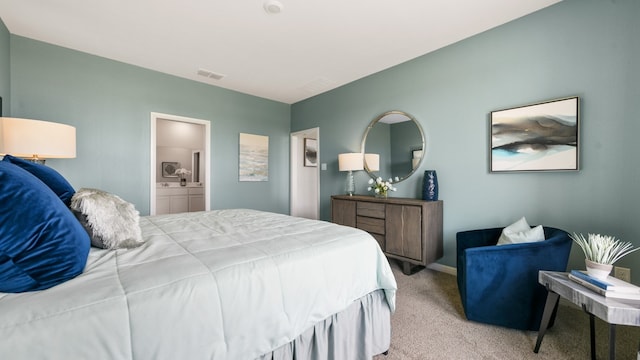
259,289,391,360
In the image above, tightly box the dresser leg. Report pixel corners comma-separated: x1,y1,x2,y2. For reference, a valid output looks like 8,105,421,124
401,261,424,275
402,262,412,275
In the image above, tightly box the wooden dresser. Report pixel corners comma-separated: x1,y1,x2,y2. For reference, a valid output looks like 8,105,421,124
331,195,443,275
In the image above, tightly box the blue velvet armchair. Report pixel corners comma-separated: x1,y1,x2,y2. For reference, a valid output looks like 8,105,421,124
456,226,572,330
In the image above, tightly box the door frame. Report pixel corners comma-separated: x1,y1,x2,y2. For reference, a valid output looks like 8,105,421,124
290,127,320,219
150,112,211,215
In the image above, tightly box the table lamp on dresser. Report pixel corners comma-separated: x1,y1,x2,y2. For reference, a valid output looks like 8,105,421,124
338,152,363,196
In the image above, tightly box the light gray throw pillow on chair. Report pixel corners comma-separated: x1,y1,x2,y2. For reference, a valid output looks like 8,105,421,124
497,216,545,245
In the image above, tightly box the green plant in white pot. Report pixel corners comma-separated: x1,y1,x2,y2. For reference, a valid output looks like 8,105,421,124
570,233,640,280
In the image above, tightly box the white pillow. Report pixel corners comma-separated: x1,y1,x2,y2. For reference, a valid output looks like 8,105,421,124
497,217,545,245
70,188,144,249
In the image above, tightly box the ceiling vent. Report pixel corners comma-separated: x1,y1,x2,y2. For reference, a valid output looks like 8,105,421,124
197,69,225,80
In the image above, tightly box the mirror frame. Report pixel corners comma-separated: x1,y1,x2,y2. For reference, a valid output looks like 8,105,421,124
361,110,425,184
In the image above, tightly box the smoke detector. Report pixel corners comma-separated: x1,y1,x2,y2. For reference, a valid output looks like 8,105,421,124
264,0,283,15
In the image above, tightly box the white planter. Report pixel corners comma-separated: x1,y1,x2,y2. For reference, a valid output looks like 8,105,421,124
585,259,613,281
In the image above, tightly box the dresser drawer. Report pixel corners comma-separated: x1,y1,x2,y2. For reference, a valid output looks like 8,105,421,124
357,216,385,235
357,202,385,219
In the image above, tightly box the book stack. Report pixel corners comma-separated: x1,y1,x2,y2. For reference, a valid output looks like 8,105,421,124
568,270,640,300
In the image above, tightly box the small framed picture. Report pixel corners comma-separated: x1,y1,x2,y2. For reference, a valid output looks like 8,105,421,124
304,138,317,167
162,162,180,177
490,96,579,172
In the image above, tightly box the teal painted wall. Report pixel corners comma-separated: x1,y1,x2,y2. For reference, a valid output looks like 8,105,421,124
292,0,640,277
9,36,291,216
0,18,9,115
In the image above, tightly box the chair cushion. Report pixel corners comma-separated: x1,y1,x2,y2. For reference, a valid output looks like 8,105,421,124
0,161,90,292
2,154,76,206
497,217,545,245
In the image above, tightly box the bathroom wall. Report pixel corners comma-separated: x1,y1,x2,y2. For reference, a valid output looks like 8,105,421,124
156,119,204,183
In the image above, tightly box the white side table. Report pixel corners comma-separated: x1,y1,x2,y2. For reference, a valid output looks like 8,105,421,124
535,271,640,360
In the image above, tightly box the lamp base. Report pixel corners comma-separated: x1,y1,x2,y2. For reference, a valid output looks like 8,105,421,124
345,170,355,196
26,156,45,165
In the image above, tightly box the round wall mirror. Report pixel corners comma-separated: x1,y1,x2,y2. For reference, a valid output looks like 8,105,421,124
361,110,425,183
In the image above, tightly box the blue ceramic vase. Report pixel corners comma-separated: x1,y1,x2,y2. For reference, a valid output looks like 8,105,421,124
422,170,438,201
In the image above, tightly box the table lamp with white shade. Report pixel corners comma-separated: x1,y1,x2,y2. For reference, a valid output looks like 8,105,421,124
0,117,76,164
338,152,363,196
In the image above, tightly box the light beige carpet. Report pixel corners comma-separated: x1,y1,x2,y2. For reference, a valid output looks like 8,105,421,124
376,261,640,360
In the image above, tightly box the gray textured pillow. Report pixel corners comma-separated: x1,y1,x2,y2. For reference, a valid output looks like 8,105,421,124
70,188,144,249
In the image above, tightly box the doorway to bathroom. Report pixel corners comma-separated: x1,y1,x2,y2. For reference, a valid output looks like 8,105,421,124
290,127,320,220
149,112,211,215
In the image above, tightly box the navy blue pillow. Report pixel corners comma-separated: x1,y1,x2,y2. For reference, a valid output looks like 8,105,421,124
0,161,90,293
2,154,75,206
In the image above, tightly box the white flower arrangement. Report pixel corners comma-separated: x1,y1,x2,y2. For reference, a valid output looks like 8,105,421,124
174,168,192,179
570,233,640,265
367,177,397,197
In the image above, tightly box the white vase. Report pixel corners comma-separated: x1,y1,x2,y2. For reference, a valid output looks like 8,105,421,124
585,259,613,281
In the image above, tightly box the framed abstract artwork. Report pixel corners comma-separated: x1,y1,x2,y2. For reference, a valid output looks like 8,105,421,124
303,138,317,167
239,133,269,181
490,96,579,172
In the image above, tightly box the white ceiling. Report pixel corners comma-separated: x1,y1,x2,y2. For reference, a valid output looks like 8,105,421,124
0,0,561,104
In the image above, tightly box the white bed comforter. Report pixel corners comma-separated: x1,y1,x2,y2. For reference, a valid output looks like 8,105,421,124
0,209,397,359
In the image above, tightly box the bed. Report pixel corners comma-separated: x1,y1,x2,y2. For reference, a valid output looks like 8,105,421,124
0,208,397,359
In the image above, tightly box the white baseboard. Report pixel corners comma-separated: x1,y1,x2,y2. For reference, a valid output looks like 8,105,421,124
426,263,457,276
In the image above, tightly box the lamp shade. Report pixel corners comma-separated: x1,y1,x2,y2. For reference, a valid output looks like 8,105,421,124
364,153,379,172
0,117,76,159
338,153,363,172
